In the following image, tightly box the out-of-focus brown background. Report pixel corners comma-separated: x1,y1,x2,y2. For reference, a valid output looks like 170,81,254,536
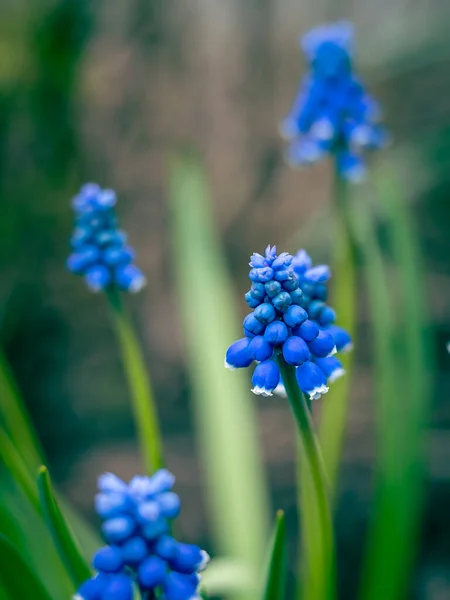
1,1,450,598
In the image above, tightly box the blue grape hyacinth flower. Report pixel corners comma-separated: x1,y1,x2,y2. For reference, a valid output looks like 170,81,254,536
225,245,349,400
292,249,353,354
280,22,389,182
67,183,146,293
74,470,209,600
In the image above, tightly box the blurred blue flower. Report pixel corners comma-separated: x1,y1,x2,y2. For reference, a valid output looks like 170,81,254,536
74,470,209,600
67,183,146,293
280,21,389,181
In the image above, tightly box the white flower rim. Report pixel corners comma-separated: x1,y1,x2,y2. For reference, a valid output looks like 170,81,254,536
129,275,147,293
327,345,337,357
328,368,345,383
252,386,273,397
224,359,237,370
308,384,329,400
198,550,210,571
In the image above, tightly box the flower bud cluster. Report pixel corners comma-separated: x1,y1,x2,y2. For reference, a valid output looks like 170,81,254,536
67,184,146,293
74,470,209,600
280,22,389,182
225,246,342,399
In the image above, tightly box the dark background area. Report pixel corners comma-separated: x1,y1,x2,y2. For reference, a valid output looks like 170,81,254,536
1,1,450,598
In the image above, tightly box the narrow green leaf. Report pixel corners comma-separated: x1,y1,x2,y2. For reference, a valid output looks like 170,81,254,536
0,534,53,600
0,348,44,471
261,511,286,600
0,346,100,557
106,287,164,474
358,167,430,600
0,469,75,598
37,465,91,587
346,193,402,600
169,151,270,599
0,427,40,511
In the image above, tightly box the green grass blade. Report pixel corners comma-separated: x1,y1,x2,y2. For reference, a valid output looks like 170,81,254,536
318,171,357,498
261,511,286,600
0,427,40,511
0,534,53,600
0,345,100,556
358,168,429,600
169,151,270,598
37,465,92,587
107,288,164,474
0,472,74,599
0,348,44,470
347,194,406,600
0,425,99,561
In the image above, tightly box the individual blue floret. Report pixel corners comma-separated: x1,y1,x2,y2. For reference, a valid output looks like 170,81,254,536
313,356,345,383
296,361,329,400
67,183,146,293
74,470,209,600
280,22,389,182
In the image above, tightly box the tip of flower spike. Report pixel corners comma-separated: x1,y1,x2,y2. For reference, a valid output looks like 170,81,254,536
293,249,312,271
304,265,331,283
309,384,329,400
301,21,354,57
265,245,277,261
251,386,273,397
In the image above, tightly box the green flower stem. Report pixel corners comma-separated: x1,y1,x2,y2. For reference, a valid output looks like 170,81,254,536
276,357,335,600
106,287,164,474
318,166,357,500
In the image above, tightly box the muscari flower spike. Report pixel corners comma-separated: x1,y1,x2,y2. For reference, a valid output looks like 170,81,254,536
74,469,209,600
280,21,389,182
225,246,351,401
67,183,146,293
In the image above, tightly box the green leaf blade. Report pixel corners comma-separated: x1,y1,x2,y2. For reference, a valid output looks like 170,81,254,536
37,465,92,587
0,534,53,600
262,511,286,600
169,151,270,599
0,348,44,472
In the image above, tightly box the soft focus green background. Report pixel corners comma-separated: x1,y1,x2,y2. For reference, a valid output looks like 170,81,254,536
1,1,450,598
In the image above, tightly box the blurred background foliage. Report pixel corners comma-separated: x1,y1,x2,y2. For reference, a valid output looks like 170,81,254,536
1,1,450,598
